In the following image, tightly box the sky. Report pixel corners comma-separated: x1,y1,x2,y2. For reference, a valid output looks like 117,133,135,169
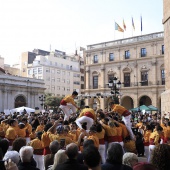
0,0,163,65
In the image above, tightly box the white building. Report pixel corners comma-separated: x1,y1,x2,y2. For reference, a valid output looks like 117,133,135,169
25,49,83,96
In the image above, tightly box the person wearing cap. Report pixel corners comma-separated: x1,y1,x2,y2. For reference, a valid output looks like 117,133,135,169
109,101,134,140
59,91,80,121
28,131,44,170
87,125,99,149
76,106,96,131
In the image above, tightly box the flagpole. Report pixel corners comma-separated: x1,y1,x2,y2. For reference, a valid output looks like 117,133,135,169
141,15,142,36
114,20,116,40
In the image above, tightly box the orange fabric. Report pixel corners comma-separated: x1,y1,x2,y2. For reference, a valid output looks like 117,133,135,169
149,131,161,145
29,132,36,140
36,125,44,132
18,128,26,138
96,129,105,140
112,104,127,116
116,126,123,142
41,132,51,148
25,123,32,136
124,140,136,153
5,126,17,140
61,95,76,105
107,136,118,143
78,108,96,121
119,123,129,139
29,138,43,149
88,134,99,148
143,130,152,145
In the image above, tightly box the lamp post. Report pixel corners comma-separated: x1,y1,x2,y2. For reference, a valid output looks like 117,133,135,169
39,95,46,110
108,77,122,103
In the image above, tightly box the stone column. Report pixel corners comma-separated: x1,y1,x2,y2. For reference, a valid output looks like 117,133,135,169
161,0,170,114
100,65,105,88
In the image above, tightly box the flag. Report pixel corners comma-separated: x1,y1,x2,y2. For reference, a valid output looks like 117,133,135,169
141,16,142,32
123,19,126,31
132,17,135,30
115,22,124,32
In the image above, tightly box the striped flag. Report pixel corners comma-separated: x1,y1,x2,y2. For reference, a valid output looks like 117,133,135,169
115,22,124,32
123,19,126,31
132,17,135,30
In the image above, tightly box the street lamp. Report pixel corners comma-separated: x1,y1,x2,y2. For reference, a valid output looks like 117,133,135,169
39,95,46,109
108,77,122,103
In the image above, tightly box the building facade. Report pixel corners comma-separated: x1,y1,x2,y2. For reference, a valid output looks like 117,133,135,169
23,49,84,97
161,0,170,115
0,71,45,112
83,32,165,111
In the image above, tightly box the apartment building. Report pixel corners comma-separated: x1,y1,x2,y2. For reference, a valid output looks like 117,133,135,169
83,32,165,110
23,49,84,96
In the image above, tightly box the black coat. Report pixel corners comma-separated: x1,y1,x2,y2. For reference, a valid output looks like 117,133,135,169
54,159,88,170
18,162,40,170
101,162,133,170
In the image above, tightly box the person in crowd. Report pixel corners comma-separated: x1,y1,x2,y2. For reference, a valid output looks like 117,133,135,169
76,106,96,131
148,125,163,162
22,118,32,144
122,152,138,168
3,150,20,165
44,140,60,170
4,159,18,170
0,148,6,170
41,123,53,155
83,145,101,170
0,138,9,157
109,101,134,140
59,91,80,121
28,132,44,170
123,136,137,154
99,119,118,148
12,137,26,153
96,123,106,164
101,143,132,170
5,119,18,149
143,125,152,161
18,123,26,138
87,125,99,149
48,150,68,170
163,121,170,143
135,132,144,157
36,120,45,133
18,146,39,170
133,162,157,170
29,127,36,140
54,143,88,170
150,144,170,170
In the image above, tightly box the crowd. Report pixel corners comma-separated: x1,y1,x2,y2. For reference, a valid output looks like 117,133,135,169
0,91,170,170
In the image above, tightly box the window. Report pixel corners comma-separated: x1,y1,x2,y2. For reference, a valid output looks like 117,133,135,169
74,81,80,85
33,68,37,74
70,66,72,70
62,71,65,75
93,55,98,63
67,87,70,91
38,67,42,74
57,70,60,74
124,73,130,87
81,84,84,89
81,76,84,81
38,76,42,79
125,50,130,59
162,45,164,55
28,69,32,75
108,75,114,82
93,76,98,89
46,68,50,73
57,78,60,82
141,48,147,57
62,79,65,83
67,80,70,84
51,69,55,73
67,72,70,76
46,77,50,81
51,78,55,82
55,62,57,66
141,71,148,86
57,86,60,90
109,53,114,61
51,86,55,90
50,61,52,65
161,69,165,85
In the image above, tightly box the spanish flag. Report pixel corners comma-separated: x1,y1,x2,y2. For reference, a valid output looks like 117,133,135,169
115,22,124,32
123,19,126,31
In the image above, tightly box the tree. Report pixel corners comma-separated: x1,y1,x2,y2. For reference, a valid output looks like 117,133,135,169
45,93,63,111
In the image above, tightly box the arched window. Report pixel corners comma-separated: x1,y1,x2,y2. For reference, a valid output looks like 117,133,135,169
15,95,26,108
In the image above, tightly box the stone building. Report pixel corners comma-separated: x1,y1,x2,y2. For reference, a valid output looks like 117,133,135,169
83,32,165,111
161,0,170,115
